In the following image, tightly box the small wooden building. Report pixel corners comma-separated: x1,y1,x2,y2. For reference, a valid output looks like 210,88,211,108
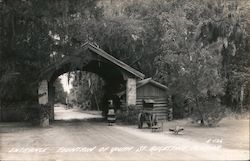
118,78,171,120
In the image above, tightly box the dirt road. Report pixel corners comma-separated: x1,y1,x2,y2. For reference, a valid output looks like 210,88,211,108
54,105,103,120
0,120,248,160
0,106,248,160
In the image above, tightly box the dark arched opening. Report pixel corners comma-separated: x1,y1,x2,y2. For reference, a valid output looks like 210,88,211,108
47,59,126,121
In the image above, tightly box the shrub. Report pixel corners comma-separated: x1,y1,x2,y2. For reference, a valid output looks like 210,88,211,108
191,97,226,127
0,102,40,122
116,105,141,124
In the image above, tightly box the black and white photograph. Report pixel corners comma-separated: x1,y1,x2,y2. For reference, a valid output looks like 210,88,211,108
0,0,249,160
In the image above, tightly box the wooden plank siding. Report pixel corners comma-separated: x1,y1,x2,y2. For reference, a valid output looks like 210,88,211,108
137,97,169,120
120,98,170,120
118,78,170,121
137,84,166,98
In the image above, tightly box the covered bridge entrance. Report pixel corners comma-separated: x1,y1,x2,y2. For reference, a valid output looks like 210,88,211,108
38,42,144,126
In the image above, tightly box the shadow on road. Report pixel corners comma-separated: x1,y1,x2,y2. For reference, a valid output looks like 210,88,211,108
53,117,105,124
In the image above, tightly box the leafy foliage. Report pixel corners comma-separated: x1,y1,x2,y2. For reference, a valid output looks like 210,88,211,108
54,78,67,104
116,105,141,125
191,97,226,127
69,71,105,110
0,0,249,124
0,0,102,105
137,0,249,125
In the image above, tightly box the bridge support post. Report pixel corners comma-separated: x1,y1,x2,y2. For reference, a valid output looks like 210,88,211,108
38,80,50,127
126,78,136,106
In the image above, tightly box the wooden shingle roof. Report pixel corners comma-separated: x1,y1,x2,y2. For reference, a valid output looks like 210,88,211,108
117,78,167,97
39,42,145,80
136,78,168,90
81,42,145,79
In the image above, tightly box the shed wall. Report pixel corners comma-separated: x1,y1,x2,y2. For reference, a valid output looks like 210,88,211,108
136,98,169,120
120,83,170,120
137,84,166,98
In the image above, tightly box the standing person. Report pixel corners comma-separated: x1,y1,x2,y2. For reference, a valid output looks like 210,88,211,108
107,100,116,126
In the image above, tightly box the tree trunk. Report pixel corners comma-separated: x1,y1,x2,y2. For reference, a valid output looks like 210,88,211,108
240,85,244,113
0,100,2,122
195,97,205,126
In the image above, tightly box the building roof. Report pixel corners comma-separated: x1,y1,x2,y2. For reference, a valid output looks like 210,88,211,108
136,78,168,90
39,42,145,80
82,42,145,79
117,78,168,97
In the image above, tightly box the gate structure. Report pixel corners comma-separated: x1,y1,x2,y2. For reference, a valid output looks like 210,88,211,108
38,42,144,126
